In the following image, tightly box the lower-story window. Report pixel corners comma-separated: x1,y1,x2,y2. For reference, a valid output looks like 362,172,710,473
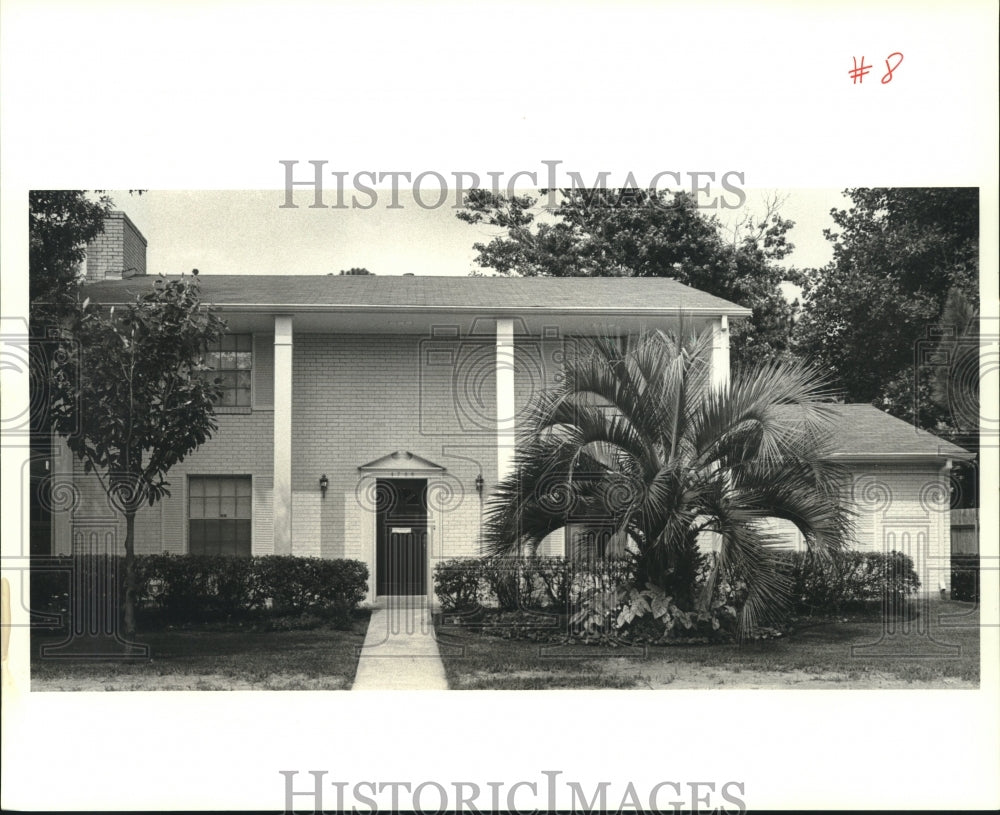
189,476,252,557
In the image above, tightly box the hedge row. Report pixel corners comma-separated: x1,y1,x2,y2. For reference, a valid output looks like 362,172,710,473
433,550,921,616
31,554,368,627
776,550,920,613
433,555,635,612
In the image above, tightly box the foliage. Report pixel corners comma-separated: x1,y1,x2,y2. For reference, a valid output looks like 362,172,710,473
32,554,369,628
255,555,368,619
435,549,922,645
432,558,485,611
929,286,979,436
29,191,114,329
482,328,853,634
457,188,800,364
794,188,979,435
778,550,920,613
434,555,633,614
46,275,227,634
951,554,979,602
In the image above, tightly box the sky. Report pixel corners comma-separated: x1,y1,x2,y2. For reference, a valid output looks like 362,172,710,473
104,188,850,281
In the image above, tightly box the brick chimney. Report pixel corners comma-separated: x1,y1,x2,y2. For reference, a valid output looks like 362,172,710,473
85,211,147,281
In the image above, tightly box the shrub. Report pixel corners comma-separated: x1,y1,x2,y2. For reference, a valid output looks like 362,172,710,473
30,553,369,629
255,556,367,619
29,555,124,626
779,550,920,614
137,554,259,623
434,554,637,614
529,556,573,609
435,548,923,642
951,554,979,602
433,558,483,611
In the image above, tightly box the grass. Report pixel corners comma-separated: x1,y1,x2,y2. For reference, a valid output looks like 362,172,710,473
434,600,981,689
30,611,371,691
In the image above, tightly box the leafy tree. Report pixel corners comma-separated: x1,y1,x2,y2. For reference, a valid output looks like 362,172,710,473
457,188,800,365
484,329,852,632
930,286,980,430
47,276,226,635
29,191,117,329
794,188,979,429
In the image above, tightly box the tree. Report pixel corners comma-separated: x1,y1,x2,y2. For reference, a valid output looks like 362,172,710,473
47,276,226,635
483,329,853,632
29,191,117,329
794,188,979,430
930,286,979,436
28,192,118,560
457,188,800,365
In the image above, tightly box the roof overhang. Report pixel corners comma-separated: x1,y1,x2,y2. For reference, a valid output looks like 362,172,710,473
827,451,976,464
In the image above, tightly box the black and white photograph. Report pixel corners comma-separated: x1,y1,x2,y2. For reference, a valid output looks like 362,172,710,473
2,2,997,812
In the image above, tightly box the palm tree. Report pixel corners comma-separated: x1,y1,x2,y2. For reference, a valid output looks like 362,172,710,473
483,328,854,632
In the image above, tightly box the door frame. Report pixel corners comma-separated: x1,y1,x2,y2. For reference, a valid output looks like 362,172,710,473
374,476,429,597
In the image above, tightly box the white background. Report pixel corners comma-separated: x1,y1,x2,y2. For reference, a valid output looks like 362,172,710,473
2,1,998,811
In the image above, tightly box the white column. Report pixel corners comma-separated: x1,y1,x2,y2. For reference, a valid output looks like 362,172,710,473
496,318,516,483
710,315,730,391
937,458,954,596
273,315,294,555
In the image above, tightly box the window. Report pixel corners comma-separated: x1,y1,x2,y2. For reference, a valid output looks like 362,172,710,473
204,334,252,407
189,476,252,556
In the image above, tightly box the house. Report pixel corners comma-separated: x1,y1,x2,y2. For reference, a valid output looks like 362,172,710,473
38,212,972,600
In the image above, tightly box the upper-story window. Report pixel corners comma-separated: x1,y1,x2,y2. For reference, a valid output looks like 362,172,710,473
205,334,252,407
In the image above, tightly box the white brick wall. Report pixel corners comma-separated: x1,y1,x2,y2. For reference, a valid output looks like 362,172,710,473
847,464,952,596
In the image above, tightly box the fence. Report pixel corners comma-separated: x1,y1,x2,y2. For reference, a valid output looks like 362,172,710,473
951,508,979,555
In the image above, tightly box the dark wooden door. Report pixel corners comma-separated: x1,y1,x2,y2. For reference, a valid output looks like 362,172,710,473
376,478,428,595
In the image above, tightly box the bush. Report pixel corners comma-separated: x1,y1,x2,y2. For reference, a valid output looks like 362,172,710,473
433,554,636,613
433,558,483,611
255,556,368,620
779,550,920,614
31,553,369,629
137,554,259,623
30,555,125,625
435,548,923,643
951,554,979,602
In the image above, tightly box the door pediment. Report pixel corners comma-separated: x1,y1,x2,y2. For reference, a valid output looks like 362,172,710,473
358,450,446,472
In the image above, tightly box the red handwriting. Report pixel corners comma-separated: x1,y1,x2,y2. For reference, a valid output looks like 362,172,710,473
849,53,903,85
881,52,904,84
848,56,872,84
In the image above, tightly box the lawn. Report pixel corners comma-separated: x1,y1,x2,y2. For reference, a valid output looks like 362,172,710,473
30,611,371,691
434,600,980,690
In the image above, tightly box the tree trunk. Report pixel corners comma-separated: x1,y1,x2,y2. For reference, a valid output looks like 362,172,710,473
124,510,137,637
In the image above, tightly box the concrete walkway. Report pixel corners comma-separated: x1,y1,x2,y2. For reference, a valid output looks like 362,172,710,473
351,595,449,690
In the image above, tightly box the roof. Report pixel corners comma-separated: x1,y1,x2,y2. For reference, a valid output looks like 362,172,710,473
776,403,973,461
81,274,753,317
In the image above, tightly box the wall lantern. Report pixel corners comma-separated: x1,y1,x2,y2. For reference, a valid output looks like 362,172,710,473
475,474,484,495
319,474,329,496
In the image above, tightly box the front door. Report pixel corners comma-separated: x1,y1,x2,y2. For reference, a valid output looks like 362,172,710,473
376,478,428,595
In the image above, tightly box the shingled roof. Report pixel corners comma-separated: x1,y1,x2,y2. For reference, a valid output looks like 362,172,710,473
81,274,753,316
776,403,973,461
